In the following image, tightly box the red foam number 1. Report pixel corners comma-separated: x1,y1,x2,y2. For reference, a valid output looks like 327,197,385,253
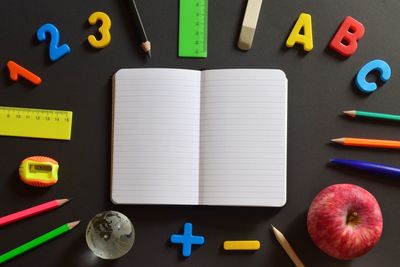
7,61,42,86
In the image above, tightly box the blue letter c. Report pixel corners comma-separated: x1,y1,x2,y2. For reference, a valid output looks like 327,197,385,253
355,59,391,93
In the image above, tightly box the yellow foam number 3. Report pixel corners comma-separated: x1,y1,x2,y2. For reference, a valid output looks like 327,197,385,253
88,11,111,49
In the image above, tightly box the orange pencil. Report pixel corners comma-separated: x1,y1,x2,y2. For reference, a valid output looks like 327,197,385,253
332,137,400,149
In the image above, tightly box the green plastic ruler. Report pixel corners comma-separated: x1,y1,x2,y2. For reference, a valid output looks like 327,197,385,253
179,0,208,58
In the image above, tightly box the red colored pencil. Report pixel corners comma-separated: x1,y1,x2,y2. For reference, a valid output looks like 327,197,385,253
0,199,69,227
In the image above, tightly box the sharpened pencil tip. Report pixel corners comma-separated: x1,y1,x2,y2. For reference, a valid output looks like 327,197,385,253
141,41,151,59
270,225,305,267
331,138,344,144
57,198,70,206
343,110,355,117
329,158,335,163
271,225,280,234
68,220,80,229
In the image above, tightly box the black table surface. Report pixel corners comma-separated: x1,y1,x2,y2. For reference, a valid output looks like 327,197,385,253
1,0,400,266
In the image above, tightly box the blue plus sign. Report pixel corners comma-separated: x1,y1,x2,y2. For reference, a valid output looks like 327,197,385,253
170,222,205,257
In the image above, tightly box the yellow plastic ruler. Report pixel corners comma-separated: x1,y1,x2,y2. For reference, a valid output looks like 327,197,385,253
0,106,73,140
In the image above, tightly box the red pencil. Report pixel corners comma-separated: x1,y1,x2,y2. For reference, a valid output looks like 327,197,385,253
0,199,69,227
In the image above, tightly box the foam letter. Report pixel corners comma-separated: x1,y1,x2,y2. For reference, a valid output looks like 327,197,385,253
286,13,313,52
355,59,391,93
330,16,365,57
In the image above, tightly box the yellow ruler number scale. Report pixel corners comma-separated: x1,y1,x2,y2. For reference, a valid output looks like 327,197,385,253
0,106,73,140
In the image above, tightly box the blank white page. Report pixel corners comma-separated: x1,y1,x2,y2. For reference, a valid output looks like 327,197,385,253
112,69,201,205
199,69,287,207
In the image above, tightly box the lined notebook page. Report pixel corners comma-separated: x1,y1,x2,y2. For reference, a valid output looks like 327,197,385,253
199,69,287,207
112,69,201,205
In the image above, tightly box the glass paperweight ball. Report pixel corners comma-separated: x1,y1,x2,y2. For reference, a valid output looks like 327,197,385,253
85,210,135,259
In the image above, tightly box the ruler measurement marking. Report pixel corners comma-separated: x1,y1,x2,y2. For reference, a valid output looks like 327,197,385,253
0,106,73,140
179,0,208,57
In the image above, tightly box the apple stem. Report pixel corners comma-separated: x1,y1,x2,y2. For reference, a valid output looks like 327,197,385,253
346,211,359,226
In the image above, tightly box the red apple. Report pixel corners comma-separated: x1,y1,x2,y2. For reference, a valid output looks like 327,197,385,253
307,184,383,260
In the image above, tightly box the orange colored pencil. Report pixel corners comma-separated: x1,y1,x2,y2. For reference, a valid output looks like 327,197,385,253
332,137,400,149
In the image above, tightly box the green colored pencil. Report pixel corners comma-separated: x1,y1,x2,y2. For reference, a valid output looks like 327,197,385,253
0,221,79,264
344,110,400,122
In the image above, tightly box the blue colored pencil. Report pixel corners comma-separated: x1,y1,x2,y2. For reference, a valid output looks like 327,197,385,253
330,158,400,177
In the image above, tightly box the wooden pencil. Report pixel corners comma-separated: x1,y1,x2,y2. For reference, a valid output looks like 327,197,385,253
344,110,400,122
271,225,305,267
0,199,70,227
0,221,79,264
332,137,400,149
129,0,151,58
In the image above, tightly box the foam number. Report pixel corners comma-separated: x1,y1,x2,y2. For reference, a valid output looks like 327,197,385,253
36,23,71,62
7,61,42,86
87,12,111,49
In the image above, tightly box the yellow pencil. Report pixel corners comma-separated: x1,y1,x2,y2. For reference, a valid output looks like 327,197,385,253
271,225,305,267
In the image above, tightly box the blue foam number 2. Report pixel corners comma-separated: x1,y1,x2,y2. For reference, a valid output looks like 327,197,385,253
36,23,71,62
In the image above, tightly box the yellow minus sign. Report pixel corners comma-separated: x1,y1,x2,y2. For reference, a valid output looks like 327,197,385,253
223,240,261,251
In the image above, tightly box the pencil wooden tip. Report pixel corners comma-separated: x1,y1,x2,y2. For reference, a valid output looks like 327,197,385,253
141,41,151,58
271,225,279,234
57,198,70,206
343,110,356,117
68,220,80,229
331,138,344,144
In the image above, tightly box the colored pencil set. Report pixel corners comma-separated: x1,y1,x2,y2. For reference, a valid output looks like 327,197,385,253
0,199,79,264
335,109,400,149
331,110,400,177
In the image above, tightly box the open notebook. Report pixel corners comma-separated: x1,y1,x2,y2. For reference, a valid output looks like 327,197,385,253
111,68,287,207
